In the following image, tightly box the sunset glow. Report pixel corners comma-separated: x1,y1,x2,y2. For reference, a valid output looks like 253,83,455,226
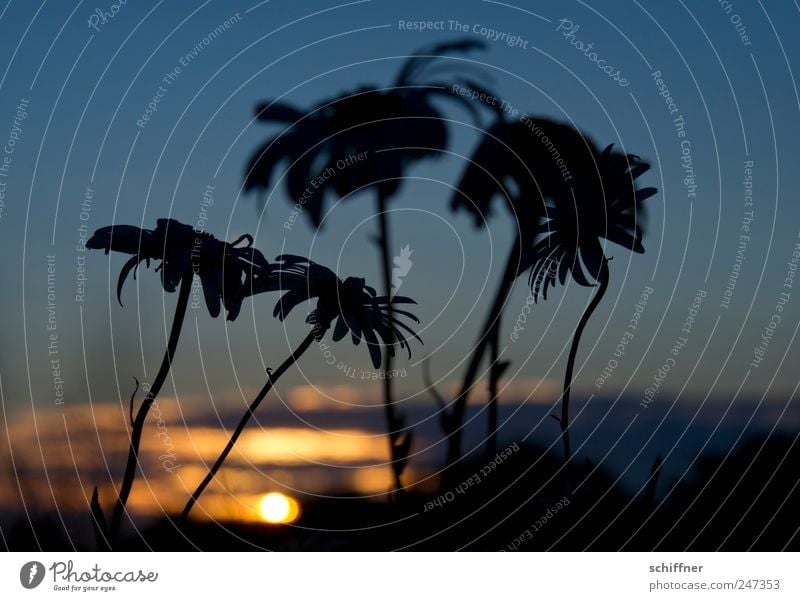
258,492,300,524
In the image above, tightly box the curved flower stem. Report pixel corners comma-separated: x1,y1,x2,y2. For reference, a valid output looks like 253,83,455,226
181,328,318,521
376,190,406,496
561,257,610,464
447,233,522,467
109,274,192,546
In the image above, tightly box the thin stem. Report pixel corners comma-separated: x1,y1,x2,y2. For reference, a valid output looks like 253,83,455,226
485,322,501,459
181,329,317,521
447,232,522,467
376,190,406,495
561,257,610,464
109,274,192,546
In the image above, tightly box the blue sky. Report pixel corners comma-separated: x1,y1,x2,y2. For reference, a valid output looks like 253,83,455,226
1,0,799,425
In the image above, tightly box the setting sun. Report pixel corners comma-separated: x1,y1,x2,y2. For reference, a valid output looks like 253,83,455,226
258,492,300,524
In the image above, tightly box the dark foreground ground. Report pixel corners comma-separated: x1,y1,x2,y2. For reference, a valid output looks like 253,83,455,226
3,434,799,551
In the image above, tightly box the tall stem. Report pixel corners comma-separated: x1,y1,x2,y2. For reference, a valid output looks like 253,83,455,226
376,190,406,494
485,322,501,459
561,257,609,464
109,274,192,546
181,329,317,521
447,233,522,467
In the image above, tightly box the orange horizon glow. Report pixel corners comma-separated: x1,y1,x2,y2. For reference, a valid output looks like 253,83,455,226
0,404,426,524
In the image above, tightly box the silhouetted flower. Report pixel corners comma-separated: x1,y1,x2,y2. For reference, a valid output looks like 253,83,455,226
86,218,274,546
492,126,657,464
182,255,424,518
444,118,585,462
87,218,272,320
244,40,490,226
445,116,656,464
451,118,589,229
244,41,490,489
526,142,656,300
271,255,422,369
451,117,656,298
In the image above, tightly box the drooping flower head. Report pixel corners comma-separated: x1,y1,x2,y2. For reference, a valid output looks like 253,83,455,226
450,116,655,299
526,141,656,300
86,219,273,320
270,255,422,368
451,117,596,230
244,40,491,226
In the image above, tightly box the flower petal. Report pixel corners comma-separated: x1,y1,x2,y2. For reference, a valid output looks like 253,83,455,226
87,225,152,256
332,315,349,342
606,225,644,253
362,327,383,369
116,256,143,306
200,269,221,318
255,101,304,122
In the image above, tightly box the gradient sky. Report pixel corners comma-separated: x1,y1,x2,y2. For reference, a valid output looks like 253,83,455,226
1,0,799,430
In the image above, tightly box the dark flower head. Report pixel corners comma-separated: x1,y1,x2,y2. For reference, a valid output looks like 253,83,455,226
86,218,273,320
271,255,422,369
451,117,594,229
244,39,490,227
449,115,655,300
527,142,657,301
